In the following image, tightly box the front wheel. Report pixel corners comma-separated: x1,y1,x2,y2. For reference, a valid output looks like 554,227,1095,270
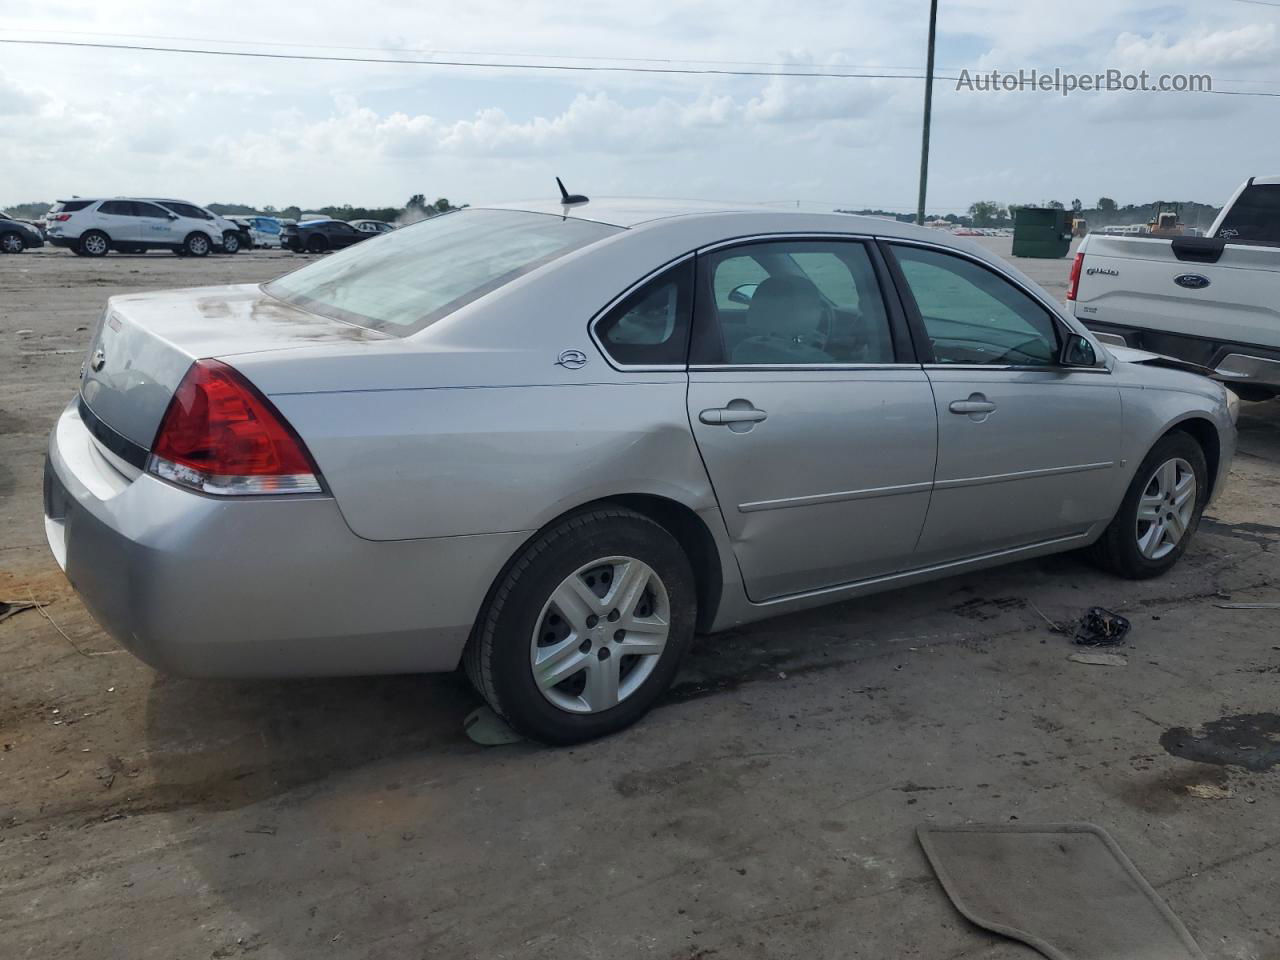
1089,431,1208,579
464,508,696,744
221,231,241,254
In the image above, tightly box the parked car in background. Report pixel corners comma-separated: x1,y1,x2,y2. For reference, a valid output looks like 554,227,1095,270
45,197,226,257
1068,175,1280,400
351,219,396,235
247,215,284,248
282,218,369,253
150,200,247,254
0,212,45,253
46,200,1237,743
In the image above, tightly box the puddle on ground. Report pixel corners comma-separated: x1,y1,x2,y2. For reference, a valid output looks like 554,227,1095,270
1160,713,1280,772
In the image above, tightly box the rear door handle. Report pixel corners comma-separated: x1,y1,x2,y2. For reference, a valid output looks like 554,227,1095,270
699,407,768,425
948,396,997,415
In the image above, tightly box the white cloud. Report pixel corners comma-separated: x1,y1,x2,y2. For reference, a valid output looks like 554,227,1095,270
1111,23,1279,70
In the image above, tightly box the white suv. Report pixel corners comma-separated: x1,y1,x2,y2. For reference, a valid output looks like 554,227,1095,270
44,197,240,257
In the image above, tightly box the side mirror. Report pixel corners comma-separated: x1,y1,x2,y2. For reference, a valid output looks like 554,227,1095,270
167,213,179,220
728,283,759,305
1062,333,1098,367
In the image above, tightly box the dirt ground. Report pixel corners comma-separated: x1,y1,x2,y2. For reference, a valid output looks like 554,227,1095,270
2,241,1279,960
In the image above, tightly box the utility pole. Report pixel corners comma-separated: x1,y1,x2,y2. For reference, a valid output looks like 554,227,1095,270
916,0,939,226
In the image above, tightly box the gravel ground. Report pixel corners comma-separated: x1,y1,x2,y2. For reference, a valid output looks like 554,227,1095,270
2,241,1278,960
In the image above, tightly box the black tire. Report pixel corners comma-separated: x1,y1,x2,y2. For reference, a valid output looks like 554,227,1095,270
221,231,241,254
0,231,25,254
305,234,329,254
183,232,211,257
79,230,110,257
464,507,696,745
1089,430,1209,579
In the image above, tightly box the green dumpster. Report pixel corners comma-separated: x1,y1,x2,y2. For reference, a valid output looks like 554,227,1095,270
1012,207,1072,258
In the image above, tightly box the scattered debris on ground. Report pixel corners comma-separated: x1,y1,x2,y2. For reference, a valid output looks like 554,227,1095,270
1068,652,1129,667
1073,607,1131,646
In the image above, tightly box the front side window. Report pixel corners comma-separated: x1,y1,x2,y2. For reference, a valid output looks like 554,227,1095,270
265,209,622,336
1215,183,1280,246
694,239,896,365
98,200,133,216
593,259,693,366
890,245,1060,366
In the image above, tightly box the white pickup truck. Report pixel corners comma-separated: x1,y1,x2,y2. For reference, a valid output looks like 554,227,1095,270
1067,177,1280,400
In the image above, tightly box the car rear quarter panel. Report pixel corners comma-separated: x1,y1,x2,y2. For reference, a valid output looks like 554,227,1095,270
269,376,718,542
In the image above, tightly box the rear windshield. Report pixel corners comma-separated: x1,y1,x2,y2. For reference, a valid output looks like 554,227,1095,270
51,200,92,213
1215,184,1280,246
264,209,621,335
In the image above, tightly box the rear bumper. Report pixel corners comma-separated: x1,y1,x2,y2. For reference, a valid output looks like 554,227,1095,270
47,236,77,249
1083,320,1280,392
44,399,526,678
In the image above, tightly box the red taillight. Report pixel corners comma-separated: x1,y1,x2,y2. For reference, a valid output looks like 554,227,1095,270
1066,251,1084,301
147,359,322,495
52,213,72,222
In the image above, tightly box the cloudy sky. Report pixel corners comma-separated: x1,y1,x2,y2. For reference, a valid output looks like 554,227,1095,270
1,0,1278,214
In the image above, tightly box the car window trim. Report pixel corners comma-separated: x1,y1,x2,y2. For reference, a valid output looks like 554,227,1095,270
688,233,920,370
878,237,1108,373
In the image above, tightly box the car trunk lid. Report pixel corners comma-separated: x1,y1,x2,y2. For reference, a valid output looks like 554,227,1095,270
79,283,387,450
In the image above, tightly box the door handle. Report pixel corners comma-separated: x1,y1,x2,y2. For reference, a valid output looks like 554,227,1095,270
700,407,768,425
948,396,997,415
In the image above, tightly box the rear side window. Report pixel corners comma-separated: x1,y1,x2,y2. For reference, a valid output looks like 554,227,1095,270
1216,184,1280,245
265,209,622,336
593,259,693,366
98,200,134,216
693,239,896,365
52,200,92,213
134,202,170,219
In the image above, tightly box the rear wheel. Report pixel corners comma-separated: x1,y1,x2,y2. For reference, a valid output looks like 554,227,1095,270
465,508,696,744
0,231,24,254
1089,431,1208,579
305,234,329,254
183,232,211,257
79,230,110,257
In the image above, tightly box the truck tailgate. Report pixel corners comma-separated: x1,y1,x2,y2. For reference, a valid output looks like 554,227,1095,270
1072,235,1280,347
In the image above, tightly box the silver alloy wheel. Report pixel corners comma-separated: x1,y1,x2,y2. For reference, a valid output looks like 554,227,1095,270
223,232,240,253
82,233,108,255
189,234,209,255
1135,457,1197,560
531,556,671,714
1,232,22,253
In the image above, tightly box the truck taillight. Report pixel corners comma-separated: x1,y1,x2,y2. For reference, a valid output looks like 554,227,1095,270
1066,252,1084,301
147,359,323,496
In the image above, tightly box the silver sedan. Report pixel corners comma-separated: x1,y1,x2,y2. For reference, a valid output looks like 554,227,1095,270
45,198,1237,743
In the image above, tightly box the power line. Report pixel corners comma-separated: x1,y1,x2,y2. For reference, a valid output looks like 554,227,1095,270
0,37,940,80
3,37,1280,97
4,27,954,74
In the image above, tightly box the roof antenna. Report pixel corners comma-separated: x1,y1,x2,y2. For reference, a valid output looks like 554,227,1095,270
556,176,589,205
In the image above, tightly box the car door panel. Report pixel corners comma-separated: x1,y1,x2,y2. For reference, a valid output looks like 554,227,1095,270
914,369,1122,562
684,237,937,603
883,240,1125,562
689,369,938,600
